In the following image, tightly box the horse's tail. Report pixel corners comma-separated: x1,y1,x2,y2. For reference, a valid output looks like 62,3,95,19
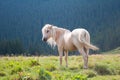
83,40,99,50
79,38,99,51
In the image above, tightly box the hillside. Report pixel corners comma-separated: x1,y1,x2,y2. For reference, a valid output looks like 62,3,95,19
0,0,120,55
103,47,120,54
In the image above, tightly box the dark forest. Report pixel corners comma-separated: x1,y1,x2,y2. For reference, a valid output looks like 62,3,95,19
0,0,120,55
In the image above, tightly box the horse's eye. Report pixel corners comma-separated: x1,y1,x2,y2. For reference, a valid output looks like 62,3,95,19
46,30,49,33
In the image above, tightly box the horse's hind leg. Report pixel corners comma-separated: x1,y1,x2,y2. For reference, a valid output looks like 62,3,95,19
79,48,88,69
84,47,89,55
72,37,88,69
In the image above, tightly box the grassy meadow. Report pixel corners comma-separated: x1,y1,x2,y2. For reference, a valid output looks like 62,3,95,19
0,49,120,80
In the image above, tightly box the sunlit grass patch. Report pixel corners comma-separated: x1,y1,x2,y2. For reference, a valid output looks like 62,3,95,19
10,65,23,75
39,68,52,80
0,54,120,80
94,63,111,75
72,74,87,80
91,75,120,80
44,64,57,71
81,70,97,78
0,71,6,77
29,59,40,66
69,61,80,70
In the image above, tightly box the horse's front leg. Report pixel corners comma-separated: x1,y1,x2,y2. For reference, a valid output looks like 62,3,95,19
58,47,63,66
64,50,68,67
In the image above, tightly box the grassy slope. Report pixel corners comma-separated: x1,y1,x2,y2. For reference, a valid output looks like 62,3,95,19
102,47,120,54
0,50,120,80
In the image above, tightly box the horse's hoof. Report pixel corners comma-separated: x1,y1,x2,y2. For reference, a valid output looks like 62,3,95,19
84,67,88,69
66,65,68,67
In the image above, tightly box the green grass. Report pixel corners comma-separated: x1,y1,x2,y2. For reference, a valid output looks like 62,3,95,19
0,54,120,80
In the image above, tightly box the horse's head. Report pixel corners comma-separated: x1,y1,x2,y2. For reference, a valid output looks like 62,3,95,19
42,24,56,47
42,24,53,42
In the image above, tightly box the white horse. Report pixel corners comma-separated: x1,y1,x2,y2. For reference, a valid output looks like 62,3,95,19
42,24,99,69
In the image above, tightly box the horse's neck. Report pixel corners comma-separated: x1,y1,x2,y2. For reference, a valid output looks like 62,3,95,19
53,27,68,43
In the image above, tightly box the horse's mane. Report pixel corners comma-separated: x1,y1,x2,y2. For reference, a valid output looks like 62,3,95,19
46,25,57,48
47,25,70,48
47,37,56,48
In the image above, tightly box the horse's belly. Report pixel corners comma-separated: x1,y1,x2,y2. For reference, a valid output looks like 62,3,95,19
64,43,77,51
68,45,77,51
63,32,77,51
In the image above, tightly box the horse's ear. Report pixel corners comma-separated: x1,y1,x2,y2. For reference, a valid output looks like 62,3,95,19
47,24,52,29
49,25,52,29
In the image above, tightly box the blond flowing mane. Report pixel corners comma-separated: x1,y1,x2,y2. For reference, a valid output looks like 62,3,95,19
47,37,56,47
47,26,57,48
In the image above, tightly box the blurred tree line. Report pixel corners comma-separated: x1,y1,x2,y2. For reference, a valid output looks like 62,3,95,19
0,0,120,55
0,39,58,56
0,39,24,55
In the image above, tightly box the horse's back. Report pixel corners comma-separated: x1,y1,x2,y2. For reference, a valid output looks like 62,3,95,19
72,28,89,35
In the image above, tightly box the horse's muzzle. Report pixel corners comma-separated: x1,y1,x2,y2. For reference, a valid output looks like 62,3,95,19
42,37,47,42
